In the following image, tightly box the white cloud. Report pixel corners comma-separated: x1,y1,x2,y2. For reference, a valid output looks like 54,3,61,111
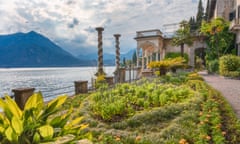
0,0,201,55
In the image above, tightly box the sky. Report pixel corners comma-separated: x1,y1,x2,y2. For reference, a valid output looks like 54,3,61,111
0,0,207,56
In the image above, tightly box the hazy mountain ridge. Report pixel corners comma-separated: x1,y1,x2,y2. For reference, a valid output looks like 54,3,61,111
0,31,86,67
0,31,134,67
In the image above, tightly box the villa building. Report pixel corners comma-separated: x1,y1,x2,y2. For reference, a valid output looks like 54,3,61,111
134,29,206,70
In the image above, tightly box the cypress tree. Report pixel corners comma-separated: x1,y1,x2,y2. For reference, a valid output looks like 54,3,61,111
132,50,137,65
196,0,204,29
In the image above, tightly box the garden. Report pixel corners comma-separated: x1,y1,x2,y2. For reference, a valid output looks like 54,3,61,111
1,71,240,143
0,16,240,143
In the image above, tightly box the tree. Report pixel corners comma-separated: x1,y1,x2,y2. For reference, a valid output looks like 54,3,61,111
123,57,126,66
196,0,204,29
189,16,197,32
172,20,193,57
201,17,235,73
201,17,234,60
132,50,137,65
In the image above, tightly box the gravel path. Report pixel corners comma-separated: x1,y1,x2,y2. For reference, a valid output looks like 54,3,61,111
198,71,240,118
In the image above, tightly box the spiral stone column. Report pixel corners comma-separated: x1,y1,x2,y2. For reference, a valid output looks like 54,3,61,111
95,27,104,76
114,34,121,83
114,34,121,70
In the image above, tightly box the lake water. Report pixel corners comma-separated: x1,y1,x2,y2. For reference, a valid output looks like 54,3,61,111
0,67,115,100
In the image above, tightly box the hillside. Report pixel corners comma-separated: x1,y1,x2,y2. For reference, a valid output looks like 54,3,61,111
0,31,84,67
77,49,135,66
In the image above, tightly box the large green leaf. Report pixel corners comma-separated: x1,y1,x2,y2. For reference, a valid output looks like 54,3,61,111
11,116,23,135
47,95,67,111
42,95,67,120
49,106,73,128
24,92,44,111
0,98,12,120
4,96,23,119
64,117,84,129
0,125,5,133
33,132,40,143
38,125,54,139
5,126,17,142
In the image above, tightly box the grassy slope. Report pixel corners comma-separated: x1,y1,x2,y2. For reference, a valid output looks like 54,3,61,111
62,73,240,144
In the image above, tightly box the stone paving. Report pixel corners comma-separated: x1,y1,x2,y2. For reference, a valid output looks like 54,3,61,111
198,71,240,118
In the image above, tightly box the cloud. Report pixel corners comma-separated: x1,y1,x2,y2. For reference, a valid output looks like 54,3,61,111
0,0,201,55
67,18,79,28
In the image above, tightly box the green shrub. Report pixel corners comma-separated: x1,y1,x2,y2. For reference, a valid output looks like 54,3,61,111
207,59,219,73
195,56,204,70
165,52,189,63
0,93,89,143
219,55,240,77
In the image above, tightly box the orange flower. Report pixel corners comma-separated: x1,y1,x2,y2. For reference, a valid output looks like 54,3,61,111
179,138,189,144
222,131,226,135
135,136,141,141
199,111,203,116
206,135,211,140
114,135,121,141
115,137,121,141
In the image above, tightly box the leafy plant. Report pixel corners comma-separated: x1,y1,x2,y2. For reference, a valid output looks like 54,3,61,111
165,52,189,63
219,55,240,78
207,59,219,73
172,20,193,57
0,93,89,143
148,57,185,75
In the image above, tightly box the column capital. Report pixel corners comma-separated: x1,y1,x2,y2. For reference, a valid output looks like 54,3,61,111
114,34,121,38
96,27,104,31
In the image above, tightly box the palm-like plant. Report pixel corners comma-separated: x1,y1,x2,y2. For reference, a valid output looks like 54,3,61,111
172,20,193,57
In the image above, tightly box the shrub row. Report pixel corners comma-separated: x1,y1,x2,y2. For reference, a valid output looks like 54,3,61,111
219,55,240,78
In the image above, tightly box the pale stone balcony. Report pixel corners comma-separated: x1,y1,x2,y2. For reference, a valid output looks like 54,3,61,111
230,18,240,32
136,29,163,38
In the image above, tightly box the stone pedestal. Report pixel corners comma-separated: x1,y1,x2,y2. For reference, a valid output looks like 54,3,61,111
136,67,142,79
74,81,88,94
12,88,35,110
119,68,126,83
105,76,114,86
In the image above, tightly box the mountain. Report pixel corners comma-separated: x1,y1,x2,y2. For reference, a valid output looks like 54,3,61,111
77,49,136,66
0,31,85,67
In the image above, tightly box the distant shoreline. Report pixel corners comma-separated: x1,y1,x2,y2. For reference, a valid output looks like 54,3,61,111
0,65,115,68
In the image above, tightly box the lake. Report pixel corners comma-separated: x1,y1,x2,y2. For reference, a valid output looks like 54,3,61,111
0,67,115,100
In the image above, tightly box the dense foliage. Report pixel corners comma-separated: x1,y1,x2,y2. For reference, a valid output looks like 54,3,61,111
164,52,189,63
219,55,240,78
148,57,186,75
5,72,240,143
201,17,235,73
0,93,88,143
66,72,240,144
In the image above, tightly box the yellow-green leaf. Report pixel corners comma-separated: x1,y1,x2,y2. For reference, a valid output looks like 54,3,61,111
11,116,23,135
47,95,67,110
0,98,6,109
65,117,83,128
0,125,4,133
38,125,54,139
5,126,14,141
33,132,41,143
5,96,22,119
44,95,67,116
24,92,44,110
